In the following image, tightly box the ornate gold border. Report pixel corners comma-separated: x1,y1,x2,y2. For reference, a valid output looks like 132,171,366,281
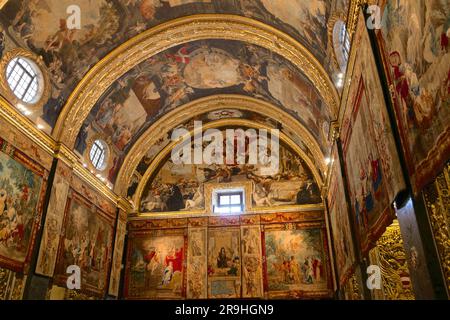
0,1,9,10
347,0,365,41
134,118,325,215
0,48,51,112
115,94,326,195
368,220,415,300
53,14,339,148
422,163,450,294
0,96,132,212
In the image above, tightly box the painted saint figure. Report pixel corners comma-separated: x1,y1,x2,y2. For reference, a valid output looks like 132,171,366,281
217,247,228,268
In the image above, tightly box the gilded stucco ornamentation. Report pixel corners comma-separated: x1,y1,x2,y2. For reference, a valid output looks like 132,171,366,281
133,119,324,213
369,220,415,300
53,15,340,148
0,97,132,211
0,268,25,300
65,289,97,300
0,48,51,112
347,0,365,40
116,95,326,196
9,276,26,300
423,163,450,294
349,272,362,300
0,268,10,300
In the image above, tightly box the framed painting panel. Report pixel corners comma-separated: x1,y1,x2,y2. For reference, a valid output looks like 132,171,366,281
374,0,450,194
54,190,115,297
207,227,241,298
262,222,332,299
327,144,356,285
124,228,187,299
0,138,48,272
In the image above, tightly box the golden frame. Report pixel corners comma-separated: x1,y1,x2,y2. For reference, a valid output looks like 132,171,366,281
115,94,327,195
0,48,51,112
134,118,324,213
53,14,340,148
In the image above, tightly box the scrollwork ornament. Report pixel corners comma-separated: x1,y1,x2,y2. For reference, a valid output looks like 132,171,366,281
423,163,450,293
371,221,415,300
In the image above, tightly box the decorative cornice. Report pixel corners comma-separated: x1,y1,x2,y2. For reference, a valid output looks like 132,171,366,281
0,95,131,212
115,95,326,195
0,95,56,154
53,14,340,148
347,0,364,40
133,118,325,213
328,121,341,142
130,204,324,221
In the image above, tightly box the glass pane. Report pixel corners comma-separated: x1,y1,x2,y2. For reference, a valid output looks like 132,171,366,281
230,195,241,204
215,206,230,214
90,140,106,170
230,206,242,213
219,195,230,205
6,58,39,102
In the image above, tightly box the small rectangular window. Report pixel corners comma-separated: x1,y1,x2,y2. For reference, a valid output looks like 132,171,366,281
214,191,244,214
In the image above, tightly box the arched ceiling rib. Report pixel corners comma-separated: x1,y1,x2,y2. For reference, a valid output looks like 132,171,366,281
115,95,327,196
0,1,351,139
73,36,335,189
53,15,339,148
133,118,324,212
0,1,355,203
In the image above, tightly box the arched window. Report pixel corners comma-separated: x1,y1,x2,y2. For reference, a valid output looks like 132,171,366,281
89,139,108,171
6,57,41,103
333,20,351,72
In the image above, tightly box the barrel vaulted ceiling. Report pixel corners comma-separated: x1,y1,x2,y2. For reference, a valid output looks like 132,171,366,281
0,0,357,208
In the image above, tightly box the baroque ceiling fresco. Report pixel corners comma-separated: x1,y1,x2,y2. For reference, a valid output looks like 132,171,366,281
0,0,348,128
139,129,322,213
134,109,317,176
0,0,351,207
74,39,332,184
125,108,323,200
